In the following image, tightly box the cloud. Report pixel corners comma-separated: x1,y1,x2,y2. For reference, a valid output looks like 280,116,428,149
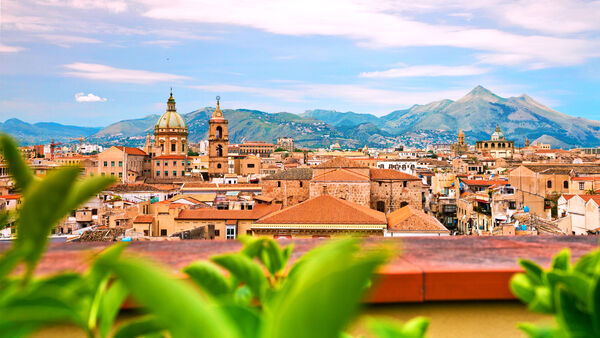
37,0,128,13
138,0,600,68
74,92,107,102
63,63,191,84
0,43,25,53
37,34,102,47
191,82,468,107
360,65,489,78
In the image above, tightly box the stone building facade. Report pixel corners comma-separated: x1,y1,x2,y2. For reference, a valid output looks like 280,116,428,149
262,168,312,207
309,168,371,207
369,168,424,213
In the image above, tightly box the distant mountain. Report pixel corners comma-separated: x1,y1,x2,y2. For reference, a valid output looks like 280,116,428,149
0,118,100,145
6,86,600,149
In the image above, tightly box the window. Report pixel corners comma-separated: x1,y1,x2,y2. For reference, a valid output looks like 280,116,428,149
217,163,222,168
580,182,585,190
182,161,185,166
156,161,160,166
115,220,120,226
277,181,281,187
161,229,167,237
403,181,407,188
247,163,255,168
173,171,177,177
563,181,569,189
182,171,185,176
118,161,122,167
376,201,385,212
156,171,160,176
110,173,115,177
509,201,516,209
226,225,236,240
171,144,176,152
299,181,303,188
182,144,185,152
118,173,122,178
547,180,552,188
164,171,168,177
215,229,220,237
400,201,409,208
216,145,223,157
103,161,108,167
101,173,105,176
111,161,115,167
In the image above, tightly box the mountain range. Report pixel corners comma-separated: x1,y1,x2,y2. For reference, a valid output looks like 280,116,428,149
3,86,600,149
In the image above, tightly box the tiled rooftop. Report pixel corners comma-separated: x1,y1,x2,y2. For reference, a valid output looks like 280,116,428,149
311,168,370,182
255,195,387,225
370,168,420,181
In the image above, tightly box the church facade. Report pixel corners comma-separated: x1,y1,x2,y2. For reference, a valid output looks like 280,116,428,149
208,96,229,177
475,125,514,158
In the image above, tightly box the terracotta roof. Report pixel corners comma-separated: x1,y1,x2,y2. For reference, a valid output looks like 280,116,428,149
571,176,600,181
561,194,575,201
115,146,147,156
461,179,508,186
0,194,20,200
254,195,387,225
315,157,367,169
312,168,370,182
370,168,420,181
107,184,162,192
133,215,154,223
168,203,188,209
387,206,449,233
176,204,281,220
263,168,313,180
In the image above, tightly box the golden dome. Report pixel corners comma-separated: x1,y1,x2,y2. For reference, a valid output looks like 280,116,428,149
156,92,186,129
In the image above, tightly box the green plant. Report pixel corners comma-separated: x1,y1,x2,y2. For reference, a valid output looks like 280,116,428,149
0,134,430,338
510,246,600,337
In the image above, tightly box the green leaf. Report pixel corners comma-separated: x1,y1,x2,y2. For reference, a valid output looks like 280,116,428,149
510,273,536,304
551,249,571,271
0,248,24,281
16,167,80,278
98,280,129,338
183,261,232,298
0,135,34,191
263,239,388,338
519,259,544,285
281,243,294,267
574,250,600,277
546,270,592,306
234,285,253,306
368,317,430,338
261,239,284,276
241,237,265,258
517,323,562,338
58,175,115,223
220,303,262,338
211,253,269,301
528,286,554,313
97,256,237,338
113,316,166,338
591,276,600,335
555,286,593,337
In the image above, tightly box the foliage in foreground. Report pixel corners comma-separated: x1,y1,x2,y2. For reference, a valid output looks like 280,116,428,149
0,134,429,337
511,245,600,337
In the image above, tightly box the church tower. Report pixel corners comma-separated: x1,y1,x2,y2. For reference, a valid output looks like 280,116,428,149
154,91,188,156
208,96,229,177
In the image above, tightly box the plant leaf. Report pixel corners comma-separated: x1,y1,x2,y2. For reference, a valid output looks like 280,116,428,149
98,280,129,338
113,316,166,338
551,249,571,271
0,135,34,191
183,261,232,298
97,256,237,338
211,253,268,302
555,286,593,336
517,323,562,338
519,259,544,285
546,270,591,306
510,273,536,304
263,239,387,338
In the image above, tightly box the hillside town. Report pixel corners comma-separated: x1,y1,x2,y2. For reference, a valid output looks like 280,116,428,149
2,93,600,241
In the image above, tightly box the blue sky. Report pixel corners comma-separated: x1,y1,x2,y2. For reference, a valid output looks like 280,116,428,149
1,0,599,127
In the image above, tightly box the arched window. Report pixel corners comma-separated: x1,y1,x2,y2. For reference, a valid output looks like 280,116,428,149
217,163,222,169
400,201,409,208
563,181,569,189
216,126,223,139
547,180,552,188
216,145,223,157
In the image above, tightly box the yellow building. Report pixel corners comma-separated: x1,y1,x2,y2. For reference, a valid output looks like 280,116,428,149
475,125,514,158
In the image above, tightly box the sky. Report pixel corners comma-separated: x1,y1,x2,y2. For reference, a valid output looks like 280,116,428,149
1,0,599,127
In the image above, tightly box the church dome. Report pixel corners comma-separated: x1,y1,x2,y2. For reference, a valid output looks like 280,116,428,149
156,92,186,129
491,124,504,140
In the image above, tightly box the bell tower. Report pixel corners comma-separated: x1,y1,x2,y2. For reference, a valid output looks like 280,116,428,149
208,96,229,177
